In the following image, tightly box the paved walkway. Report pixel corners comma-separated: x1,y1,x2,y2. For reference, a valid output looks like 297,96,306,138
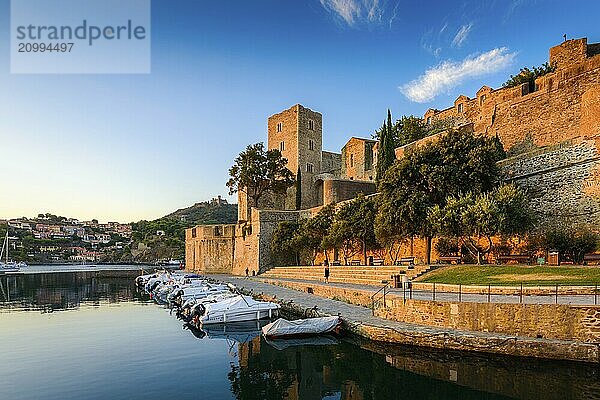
209,275,510,338
253,276,600,305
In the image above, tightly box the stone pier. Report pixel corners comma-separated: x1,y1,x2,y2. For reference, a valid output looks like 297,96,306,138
209,275,600,364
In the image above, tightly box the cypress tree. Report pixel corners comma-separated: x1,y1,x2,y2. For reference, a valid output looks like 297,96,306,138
376,119,387,182
385,109,396,164
377,110,397,182
295,167,302,210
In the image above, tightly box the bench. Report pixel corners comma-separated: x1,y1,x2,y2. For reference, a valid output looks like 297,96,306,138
350,260,361,266
584,254,600,264
497,254,532,265
437,256,462,264
395,257,415,267
372,258,384,266
331,260,342,266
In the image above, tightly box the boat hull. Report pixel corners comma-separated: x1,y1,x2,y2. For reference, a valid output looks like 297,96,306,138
201,307,279,325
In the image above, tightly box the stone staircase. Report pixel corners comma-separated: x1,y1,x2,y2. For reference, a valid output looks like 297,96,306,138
259,265,433,286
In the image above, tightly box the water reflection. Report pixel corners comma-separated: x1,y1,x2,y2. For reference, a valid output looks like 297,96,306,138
0,270,144,312
230,335,515,400
1,272,598,400
229,334,600,400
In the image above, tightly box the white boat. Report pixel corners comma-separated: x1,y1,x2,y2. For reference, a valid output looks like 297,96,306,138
167,283,230,303
261,316,342,338
198,295,279,325
0,231,24,272
182,291,237,314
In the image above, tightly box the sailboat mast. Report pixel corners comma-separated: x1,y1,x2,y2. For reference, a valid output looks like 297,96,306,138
0,232,5,262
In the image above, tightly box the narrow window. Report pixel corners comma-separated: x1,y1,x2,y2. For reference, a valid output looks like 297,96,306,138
480,95,486,105
280,141,285,152
276,122,283,132
426,117,431,125
306,163,314,173
350,154,354,167
308,119,314,130
192,228,197,238
308,139,314,151
457,103,464,113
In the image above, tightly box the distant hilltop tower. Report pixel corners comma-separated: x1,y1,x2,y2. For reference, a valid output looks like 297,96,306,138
267,104,323,210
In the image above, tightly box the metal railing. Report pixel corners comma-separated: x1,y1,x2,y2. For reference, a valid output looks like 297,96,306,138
371,280,389,315
390,283,600,306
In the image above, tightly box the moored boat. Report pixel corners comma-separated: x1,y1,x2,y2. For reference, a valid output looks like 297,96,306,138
198,295,279,325
261,316,342,338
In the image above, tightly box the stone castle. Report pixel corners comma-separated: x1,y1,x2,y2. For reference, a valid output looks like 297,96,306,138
186,37,600,275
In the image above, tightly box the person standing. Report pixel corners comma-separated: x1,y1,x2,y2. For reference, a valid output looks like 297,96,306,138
245,267,249,278
324,263,330,283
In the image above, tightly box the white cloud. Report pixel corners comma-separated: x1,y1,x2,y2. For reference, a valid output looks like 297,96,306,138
319,0,397,27
400,47,517,103
439,22,448,34
451,23,473,47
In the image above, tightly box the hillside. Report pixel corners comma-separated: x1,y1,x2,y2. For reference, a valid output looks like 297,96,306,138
165,197,237,225
114,198,238,264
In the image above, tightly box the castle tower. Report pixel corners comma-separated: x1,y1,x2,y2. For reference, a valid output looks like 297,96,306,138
268,104,323,209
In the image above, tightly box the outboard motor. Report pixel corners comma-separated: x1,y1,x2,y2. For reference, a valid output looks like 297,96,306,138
170,289,184,307
149,280,162,293
191,304,206,320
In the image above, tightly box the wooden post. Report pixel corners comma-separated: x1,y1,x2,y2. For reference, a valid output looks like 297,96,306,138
520,283,523,304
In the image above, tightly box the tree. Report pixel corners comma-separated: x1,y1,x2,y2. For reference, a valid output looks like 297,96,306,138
271,220,301,265
502,62,555,89
226,143,295,210
396,115,428,147
325,194,377,265
295,167,302,210
375,129,506,263
531,225,599,264
376,110,397,182
429,184,534,264
295,204,336,265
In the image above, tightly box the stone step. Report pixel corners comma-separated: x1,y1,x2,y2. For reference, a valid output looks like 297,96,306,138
261,265,433,285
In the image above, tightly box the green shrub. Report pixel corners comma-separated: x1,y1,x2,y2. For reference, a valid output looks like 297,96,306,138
502,62,555,89
531,226,599,264
435,237,460,256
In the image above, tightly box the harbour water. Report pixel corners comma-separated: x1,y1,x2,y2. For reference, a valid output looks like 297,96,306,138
0,269,598,399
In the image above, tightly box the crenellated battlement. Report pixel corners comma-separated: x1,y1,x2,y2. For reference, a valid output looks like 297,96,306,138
425,37,600,152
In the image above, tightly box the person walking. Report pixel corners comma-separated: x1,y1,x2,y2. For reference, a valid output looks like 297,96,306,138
245,267,249,278
324,262,330,283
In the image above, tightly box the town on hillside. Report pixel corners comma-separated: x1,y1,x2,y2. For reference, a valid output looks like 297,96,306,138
1,197,237,264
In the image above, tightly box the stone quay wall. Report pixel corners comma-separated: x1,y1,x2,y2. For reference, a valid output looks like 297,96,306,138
258,277,600,344
252,277,598,362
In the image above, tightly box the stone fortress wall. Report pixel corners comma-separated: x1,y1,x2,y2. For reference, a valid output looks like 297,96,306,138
424,37,600,227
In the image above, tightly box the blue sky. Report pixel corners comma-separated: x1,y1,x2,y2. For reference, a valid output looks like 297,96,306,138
1,0,598,222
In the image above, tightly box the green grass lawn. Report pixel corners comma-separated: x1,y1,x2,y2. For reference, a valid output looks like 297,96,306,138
416,265,600,286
